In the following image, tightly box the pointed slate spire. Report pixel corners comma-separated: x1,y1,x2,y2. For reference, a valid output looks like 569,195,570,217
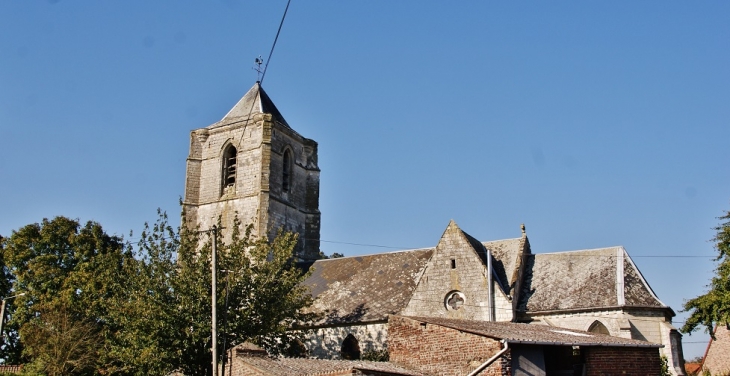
220,82,289,127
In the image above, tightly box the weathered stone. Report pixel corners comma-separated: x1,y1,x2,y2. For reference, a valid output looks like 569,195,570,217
183,83,320,260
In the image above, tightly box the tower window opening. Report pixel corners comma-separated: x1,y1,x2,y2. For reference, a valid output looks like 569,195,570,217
222,145,237,190
283,149,292,192
451,259,456,269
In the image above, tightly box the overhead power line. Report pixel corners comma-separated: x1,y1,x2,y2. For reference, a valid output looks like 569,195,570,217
121,234,716,259
260,0,292,85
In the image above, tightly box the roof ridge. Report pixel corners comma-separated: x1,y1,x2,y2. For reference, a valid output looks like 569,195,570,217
532,246,623,256
313,247,434,262
481,237,522,244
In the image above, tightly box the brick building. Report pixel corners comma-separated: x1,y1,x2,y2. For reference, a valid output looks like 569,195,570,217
388,315,663,376
228,316,663,376
183,83,686,375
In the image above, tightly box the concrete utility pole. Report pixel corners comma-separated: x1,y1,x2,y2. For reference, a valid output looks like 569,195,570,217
211,225,218,376
0,293,26,341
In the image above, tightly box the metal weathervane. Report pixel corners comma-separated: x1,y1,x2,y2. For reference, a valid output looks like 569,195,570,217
254,55,264,82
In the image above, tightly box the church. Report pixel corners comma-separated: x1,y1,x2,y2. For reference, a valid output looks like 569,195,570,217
182,82,686,376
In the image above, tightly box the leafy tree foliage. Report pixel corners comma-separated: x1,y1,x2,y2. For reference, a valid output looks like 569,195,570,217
659,355,670,376
682,208,730,336
1,213,314,375
1,217,129,369
119,214,315,375
0,236,19,363
20,304,102,376
317,251,345,259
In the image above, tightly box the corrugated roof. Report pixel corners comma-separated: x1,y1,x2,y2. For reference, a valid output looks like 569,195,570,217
401,316,662,348
237,356,426,376
518,247,666,313
302,249,434,325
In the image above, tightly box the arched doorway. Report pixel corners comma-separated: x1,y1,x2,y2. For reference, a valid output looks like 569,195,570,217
340,334,361,360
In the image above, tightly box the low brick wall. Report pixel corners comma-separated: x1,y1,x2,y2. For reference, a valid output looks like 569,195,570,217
584,347,661,376
388,316,506,376
0,365,23,374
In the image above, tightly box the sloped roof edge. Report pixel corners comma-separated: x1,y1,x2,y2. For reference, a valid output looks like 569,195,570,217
620,246,669,308
218,82,290,127
399,315,663,348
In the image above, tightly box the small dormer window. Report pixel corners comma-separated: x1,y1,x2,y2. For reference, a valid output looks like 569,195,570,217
222,145,237,191
283,149,292,192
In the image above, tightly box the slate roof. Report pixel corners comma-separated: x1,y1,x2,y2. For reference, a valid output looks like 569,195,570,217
481,237,525,295
301,228,668,327
302,249,434,325
402,316,662,348
517,247,668,313
235,357,425,376
215,82,290,127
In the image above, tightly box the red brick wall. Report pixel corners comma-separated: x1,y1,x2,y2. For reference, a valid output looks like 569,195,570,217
0,365,22,374
584,347,661,376
388,316,506,376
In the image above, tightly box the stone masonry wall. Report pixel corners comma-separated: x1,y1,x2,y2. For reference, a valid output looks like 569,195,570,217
402,221,511,322
584,347,661,376
388,316,505,376
183,112,320,259
267,125,320,260
303,323,389,359
183,116,265,240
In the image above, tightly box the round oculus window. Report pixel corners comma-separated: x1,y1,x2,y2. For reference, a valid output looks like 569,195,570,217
445,291,465,311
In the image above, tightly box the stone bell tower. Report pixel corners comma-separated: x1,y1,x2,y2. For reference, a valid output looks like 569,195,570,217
183,82,320,260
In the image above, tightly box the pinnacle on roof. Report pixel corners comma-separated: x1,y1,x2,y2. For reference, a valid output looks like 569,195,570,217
220,81,289,126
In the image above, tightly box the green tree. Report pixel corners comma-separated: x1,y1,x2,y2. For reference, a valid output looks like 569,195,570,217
1,213,315,375
0,235,20,364
1,217,131,370
682,208,730,336
20,304,101,376
106,212,315,376
130,215,312,375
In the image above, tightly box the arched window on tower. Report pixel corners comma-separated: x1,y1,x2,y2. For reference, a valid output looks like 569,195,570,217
588,320,610,335
222,145,237,192
340,334,360,360
282,149,292,192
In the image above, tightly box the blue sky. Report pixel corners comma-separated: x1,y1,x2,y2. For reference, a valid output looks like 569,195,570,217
1,1,728,359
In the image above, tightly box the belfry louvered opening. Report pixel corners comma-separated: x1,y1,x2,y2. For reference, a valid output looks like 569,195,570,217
222,145,237,192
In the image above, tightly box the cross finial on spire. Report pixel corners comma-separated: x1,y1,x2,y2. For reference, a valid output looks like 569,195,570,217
521,223,526,236
253,55,264,82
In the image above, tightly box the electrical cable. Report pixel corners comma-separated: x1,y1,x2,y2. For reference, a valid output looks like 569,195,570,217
260,0,291,85
119,235,717,259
